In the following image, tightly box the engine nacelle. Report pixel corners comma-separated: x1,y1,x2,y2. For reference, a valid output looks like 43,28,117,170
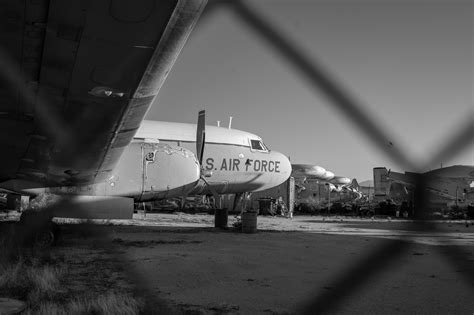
103,141,200,201
330,176,351,185
322,171,335,181
292,164,326,178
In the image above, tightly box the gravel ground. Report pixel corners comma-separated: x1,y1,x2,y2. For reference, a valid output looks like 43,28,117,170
1,212,473,314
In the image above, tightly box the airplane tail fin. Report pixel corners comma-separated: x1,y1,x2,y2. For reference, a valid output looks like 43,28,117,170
373,167,391,197
350,178,360,190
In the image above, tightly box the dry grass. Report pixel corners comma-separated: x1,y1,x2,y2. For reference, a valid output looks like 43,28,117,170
23,292,142,315
0,250,142,314
0,254,64,303
0,224,143,314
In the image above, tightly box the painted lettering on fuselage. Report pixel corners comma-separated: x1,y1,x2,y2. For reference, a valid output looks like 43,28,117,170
205,157,280,173
219,158,240,171
245,159,280,173
205,158,214,171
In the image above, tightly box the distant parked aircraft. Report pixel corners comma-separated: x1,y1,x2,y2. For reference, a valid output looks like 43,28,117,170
291,164,363,207
373,165,474,204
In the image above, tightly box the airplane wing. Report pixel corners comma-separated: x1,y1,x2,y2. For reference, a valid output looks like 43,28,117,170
387,171,418,187
387,167,474,201
426,165,474,182
0,0,206,188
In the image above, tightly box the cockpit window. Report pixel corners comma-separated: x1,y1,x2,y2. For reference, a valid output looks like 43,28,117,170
250,139,268,152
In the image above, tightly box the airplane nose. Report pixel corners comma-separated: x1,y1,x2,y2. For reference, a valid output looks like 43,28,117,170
257,150,292,191
274,150,292,183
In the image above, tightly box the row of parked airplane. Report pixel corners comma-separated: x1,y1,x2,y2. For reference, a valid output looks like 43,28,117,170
1,106,295,217
291,164,362,200
2,0,469,227
1,104,361,217
0,0,362,222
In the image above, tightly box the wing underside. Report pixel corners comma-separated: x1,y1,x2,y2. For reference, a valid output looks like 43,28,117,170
0,0,206,187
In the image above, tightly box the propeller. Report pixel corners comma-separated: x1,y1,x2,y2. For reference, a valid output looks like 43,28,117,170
194,110,250,213
196,110,206,165
195,110,221,208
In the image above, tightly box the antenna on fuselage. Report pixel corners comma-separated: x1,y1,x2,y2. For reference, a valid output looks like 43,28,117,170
228,116,233,129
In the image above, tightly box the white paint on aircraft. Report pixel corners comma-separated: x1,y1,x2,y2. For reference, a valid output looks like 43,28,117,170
136,121,263,147
135,120,292,194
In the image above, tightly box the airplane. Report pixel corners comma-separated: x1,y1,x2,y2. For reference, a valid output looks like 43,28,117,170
291,164,357,193
326,176,351,193
1,113,292,213
0,0,208,227
135,119,292,200
373,165,474,205
0,0,291,233
291,164,363,208
336,178,363,199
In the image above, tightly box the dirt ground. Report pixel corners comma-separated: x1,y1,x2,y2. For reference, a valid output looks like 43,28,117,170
2,213,474,314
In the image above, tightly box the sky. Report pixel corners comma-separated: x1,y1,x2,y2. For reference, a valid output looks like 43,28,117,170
146,0,473,181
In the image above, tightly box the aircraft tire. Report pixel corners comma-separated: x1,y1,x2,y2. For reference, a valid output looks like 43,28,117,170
19,211,58,247
34,222,60,248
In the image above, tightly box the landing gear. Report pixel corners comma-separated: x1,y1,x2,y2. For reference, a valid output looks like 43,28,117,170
33,224,58,247
19,210,60,247
233,192,252,216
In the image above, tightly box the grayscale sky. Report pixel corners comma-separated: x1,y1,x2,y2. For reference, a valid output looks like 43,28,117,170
146,0,473,181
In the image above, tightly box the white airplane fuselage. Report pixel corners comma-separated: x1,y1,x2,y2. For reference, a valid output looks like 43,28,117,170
1,121,291,204
134,121,292,198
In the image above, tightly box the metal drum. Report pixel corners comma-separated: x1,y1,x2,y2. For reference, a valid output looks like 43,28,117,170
214,208,228,229
241,211,257,233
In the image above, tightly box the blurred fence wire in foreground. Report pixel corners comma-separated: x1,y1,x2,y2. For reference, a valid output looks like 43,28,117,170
1,0,472,313
203,0,474,313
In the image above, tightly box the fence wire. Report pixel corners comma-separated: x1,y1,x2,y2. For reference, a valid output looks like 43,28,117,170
202,0,474,313
1,0,472,313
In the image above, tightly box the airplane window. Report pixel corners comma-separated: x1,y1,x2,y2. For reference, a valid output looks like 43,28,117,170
250,139,267,151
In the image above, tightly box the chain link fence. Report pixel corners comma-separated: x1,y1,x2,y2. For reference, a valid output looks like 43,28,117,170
1,0,472,313
201,0,473,313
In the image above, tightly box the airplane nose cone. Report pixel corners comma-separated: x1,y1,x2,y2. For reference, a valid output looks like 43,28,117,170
275,151,292,183
255,150,292,191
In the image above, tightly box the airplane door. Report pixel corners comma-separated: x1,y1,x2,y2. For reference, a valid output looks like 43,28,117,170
142,143,162,198
140,142,201,201
142,142,176,199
